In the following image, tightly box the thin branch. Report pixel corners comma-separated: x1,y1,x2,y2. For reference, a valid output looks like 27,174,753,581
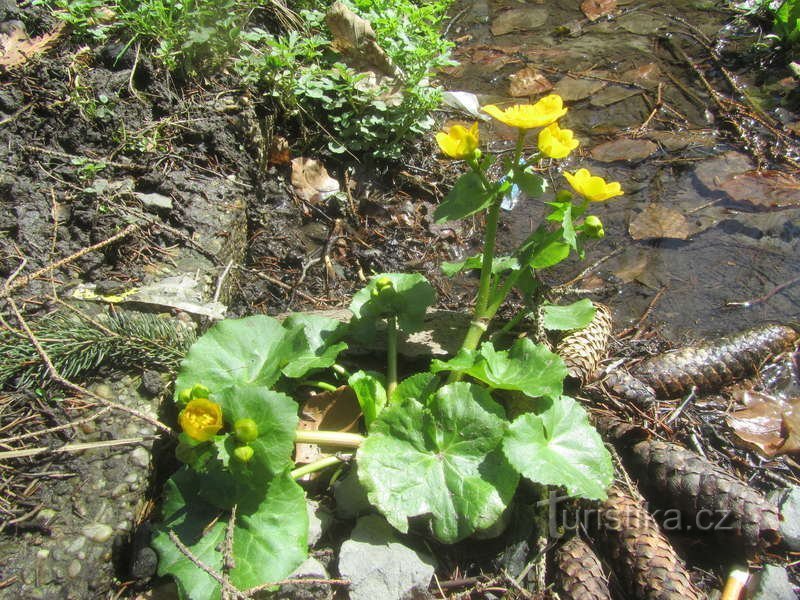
167,530,248,600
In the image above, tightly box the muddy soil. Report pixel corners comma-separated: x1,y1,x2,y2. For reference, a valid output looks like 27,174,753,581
0,0,799,599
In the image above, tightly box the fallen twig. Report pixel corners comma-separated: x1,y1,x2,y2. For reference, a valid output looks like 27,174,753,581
0,437,148,461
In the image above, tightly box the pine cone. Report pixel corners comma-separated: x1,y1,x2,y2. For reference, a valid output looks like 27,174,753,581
598,485,702,600
631,325,798,399
602,369,657,407
554,536,612,600
556,303,613,385
622,439,781,553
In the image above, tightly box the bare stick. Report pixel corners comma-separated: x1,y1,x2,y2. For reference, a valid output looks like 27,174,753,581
1,224,140,297
725,274,800,309
167,530,248,600
5,297,173,435
0,437,148,461
223,505,237,572
0,406,110,445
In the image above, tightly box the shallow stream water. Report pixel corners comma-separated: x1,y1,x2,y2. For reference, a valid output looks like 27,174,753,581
440,0,800,340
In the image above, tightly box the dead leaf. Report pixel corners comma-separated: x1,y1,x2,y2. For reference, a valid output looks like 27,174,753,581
0,21,65,69
267,136,291,166
621,63,660,89
629,204,690,240
508,67,552,97
719,171,800,211
291,158,340,203
591,137,658,163
295,386,362,464
727,390,800,457
552,72,608,102
326,1,401,78
490,8,548,36
694,151,754,193
466,45,522,73
581,0,617,21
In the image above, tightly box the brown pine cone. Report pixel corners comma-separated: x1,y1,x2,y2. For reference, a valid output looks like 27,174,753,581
622,438,781,553
631,324,798,399
602,369,658,407
554,536,612,600
556,303,614,385
598,485,702,600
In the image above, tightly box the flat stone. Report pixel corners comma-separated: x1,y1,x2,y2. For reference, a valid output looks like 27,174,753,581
552,73,607,102
694,151,754,193
590,85,642,107
750,564,796,600
307,500,333,547
338,515,435,600
135,191,173,212
490,8,548,36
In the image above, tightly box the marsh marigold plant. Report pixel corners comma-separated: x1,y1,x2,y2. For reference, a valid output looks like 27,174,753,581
564,168,624,202
179,397,223,442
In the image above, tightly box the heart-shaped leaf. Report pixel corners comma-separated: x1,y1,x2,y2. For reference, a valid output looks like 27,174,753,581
434,172,498,223
541,299,596,331
432,339,566,399
175,316,303,399
281,313,348,379
348,370,387,429
348,273,436,337
503,396,613,500
152,467,308,600
357,382,518,543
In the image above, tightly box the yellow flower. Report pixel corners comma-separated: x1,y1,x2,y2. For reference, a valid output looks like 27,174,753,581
538,122,579,159
563,169,624,202
179,398,223,442
435,122,479,159
482,95,568,130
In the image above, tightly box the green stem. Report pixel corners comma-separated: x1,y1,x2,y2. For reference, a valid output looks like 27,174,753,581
331,363,351,378
490,306,532,343
386,315,398,398
299,380,338,392
294,430,364,448
291,455,348,480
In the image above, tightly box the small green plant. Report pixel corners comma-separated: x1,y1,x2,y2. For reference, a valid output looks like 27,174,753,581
151,95,620,599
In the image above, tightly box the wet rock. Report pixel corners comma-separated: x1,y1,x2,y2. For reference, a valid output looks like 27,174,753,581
768,486,800,551
490,8,548,36
552,73,607,102
338,515,435,600
590,86,642,107
749,564,796,600
591,138,658,163
694,151,754,194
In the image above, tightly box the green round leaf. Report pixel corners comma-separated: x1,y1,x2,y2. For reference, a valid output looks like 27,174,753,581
358,382,518,543
281,313,349,379
541,300,596,331
503,396,613,500
348,273,436,336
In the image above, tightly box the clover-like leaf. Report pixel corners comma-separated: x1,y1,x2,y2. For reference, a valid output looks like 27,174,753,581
281,313,348,379
432,339,565,399
541,299,596,331
503,396,613,500
434,172,498,223
152,467,308,600
175,316,304,400
357,382,518,543
348,273,436,338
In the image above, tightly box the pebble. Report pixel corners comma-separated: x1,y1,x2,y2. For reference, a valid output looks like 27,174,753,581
67,560,82,579
92,383,114,400
82,523,114,543
749,564,796,600
130,446,150,469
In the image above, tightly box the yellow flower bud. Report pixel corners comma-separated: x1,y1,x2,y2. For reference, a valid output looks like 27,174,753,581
563,169,624,202
234,418,259,443
178,398,223,442
435,122,480,159
482,95,568,130
537,122,579,159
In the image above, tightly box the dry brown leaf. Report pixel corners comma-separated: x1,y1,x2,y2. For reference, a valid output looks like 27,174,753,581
581,0,617,21
0,21,65,69
326,1,400,78
508,67,552,97
267,136,291,166
291,157,340,203
295,386,362,464
727,390,800,457
621,62,660,89
719,171,800,211
629,204,690,240
591,137,658,163
552,72,608,102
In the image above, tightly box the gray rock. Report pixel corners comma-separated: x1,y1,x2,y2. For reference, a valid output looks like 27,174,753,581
307,500,333,548
333,467,371,520
274,557,332,600
768,485,800,551
130,446,151,469
749,564,796,600
135,191,173,212
338,515,435,600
